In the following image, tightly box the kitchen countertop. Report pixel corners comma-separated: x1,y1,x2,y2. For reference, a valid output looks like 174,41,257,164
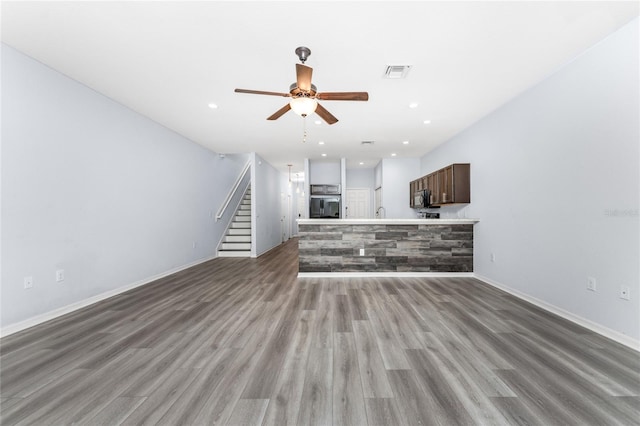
297,218,479,225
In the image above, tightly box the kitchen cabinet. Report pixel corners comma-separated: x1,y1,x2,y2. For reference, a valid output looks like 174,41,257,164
425,173,438,205
410,163,470,207
409,179,419,208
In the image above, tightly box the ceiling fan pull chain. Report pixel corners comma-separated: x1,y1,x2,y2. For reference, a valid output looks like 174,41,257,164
302,116,308,143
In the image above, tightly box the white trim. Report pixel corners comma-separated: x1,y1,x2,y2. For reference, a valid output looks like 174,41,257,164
298,272,475,278
0,254,217,338
474,274,640,352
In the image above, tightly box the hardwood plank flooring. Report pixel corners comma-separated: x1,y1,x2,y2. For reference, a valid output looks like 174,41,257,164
1,238,639,425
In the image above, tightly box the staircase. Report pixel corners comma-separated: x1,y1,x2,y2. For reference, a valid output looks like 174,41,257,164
218,186,252,257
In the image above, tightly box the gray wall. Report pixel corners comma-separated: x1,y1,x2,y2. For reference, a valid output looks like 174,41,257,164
309,160,341,185
1,44,249,330
381,158,421,219
252,153,284,256
346,168,375,189
420,19,639,341
374,161,382,189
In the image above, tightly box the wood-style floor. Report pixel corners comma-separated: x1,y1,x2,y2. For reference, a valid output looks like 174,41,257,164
1,238,639,425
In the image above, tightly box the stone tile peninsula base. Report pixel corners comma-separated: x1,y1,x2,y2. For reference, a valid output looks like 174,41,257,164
297,219,479,275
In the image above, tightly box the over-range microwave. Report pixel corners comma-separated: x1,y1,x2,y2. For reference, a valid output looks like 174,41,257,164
310,184,341,195
414,189,431,208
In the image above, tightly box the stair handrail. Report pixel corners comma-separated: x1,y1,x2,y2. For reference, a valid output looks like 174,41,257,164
216,160,251,222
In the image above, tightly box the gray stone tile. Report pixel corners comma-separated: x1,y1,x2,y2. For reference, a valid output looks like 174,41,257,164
342,233,376,241
298,223,474,273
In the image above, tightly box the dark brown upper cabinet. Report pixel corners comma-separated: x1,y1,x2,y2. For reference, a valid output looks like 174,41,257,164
410,163,470,207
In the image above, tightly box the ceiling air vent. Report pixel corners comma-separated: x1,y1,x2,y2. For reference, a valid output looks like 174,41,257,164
361,141,375,146
384,65,411,79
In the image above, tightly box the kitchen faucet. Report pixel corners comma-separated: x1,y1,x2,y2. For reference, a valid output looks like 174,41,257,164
376,206,386,218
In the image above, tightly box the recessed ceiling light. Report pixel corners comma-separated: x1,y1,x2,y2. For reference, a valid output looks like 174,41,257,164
359,162,364,165
423,119,431,124
321,153,327,157
208,103,218,109
402,141,409,145
315,120,322,125
318,141,325,145
409,102,418,109
384,65,412,79
391,153,397,157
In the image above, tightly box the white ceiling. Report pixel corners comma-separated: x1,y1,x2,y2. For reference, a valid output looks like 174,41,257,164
2,1,638,174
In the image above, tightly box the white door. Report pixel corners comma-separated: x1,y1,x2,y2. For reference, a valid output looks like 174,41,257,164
281,193,290,242
345,189,371,219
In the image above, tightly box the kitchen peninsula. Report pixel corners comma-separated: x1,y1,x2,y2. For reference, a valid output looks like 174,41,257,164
298,218,479,275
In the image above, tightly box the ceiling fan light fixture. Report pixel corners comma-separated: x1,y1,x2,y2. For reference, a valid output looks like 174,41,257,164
289,97,318,117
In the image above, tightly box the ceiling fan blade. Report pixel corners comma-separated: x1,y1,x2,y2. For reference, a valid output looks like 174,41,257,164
315,103,338,125
235,88,291,97
316,92,369,101
296,64,313,92
267,104,292,120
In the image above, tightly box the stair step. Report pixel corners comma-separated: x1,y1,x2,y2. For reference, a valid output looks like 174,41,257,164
218,185,251,255
228,228,251,235
218,250,251,258
221,242,251,250
231,222,251,229
224,235,251,243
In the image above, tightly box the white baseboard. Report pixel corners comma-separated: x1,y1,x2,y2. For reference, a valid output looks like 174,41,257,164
0,254,218,338
474,274,640,352
298,272,475,278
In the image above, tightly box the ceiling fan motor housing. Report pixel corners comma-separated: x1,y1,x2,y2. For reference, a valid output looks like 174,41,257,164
289,83,317,97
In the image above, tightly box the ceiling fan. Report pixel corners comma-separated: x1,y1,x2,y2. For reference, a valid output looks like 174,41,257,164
234,46,368,125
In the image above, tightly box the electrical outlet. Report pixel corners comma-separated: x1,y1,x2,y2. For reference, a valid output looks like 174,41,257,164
490,253,496,262
192,241,197,249
587,277,596,291
620,286,631,301
56,269,65,282
359,248,365,256
24,276,33,289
